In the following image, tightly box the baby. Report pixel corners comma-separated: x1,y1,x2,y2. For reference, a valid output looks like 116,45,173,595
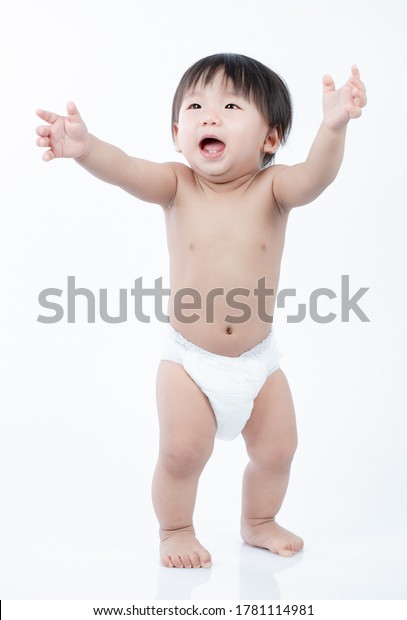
36,53,366,568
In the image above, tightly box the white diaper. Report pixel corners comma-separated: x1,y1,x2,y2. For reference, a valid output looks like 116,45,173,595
161,326,282,441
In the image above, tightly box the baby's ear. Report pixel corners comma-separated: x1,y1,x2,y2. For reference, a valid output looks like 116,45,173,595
173,122,182,153
263,127,280,154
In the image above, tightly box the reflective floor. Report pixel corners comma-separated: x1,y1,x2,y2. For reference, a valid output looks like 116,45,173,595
155,532,407,600
2,523,406,600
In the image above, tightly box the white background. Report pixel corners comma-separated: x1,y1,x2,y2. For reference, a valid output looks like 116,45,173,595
1,0,407,601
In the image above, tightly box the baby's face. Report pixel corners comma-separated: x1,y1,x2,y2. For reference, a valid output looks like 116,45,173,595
173,71,277,182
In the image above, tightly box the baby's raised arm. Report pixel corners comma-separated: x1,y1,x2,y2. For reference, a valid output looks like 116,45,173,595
272,66,367,211
35,102,177,208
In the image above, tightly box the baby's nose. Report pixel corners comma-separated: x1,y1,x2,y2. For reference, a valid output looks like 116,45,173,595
200,112,221,126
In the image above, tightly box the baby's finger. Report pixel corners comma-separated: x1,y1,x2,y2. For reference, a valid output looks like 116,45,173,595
352,87,367,107
322,74,335,93
346,105,363,120
36,136,50,148
42,149,55,162
35,108,59,124
357,79,366,92
349,77,366,94
66,101,81,118
351,64,360,79
348,66,364,87
36,125,51,137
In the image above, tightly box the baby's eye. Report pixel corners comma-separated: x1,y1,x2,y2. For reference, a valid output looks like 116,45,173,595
188,103,201,109
225,103,240,109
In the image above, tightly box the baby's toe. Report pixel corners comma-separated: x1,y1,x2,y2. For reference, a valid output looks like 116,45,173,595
189,552,202,568
278,547,294,558
171,554,184,568
162,555,174,568
200,552,212,568
180,553,193,568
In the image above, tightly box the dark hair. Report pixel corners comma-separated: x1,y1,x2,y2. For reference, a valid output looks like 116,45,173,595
171,53,292,167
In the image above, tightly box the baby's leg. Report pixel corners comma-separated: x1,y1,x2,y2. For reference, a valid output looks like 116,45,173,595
152,360,216,568
241,369,304,557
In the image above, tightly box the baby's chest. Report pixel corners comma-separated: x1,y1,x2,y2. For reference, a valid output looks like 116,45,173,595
173,200,274,248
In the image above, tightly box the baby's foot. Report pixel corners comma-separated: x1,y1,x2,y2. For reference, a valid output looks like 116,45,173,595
241,519,304,557
160,527,212,568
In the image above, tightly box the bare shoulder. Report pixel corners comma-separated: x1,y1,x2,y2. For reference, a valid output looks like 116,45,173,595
249,165,290,212
136,161,191,209
169,161,195,183
255,164,289,184
163,162,196,206
163,161,195,186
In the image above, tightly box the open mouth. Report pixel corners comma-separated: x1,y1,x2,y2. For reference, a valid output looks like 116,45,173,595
199,137,226,157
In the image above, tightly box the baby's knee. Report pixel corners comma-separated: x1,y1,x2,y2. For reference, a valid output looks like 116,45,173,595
160,438,213,477
247,438,297,471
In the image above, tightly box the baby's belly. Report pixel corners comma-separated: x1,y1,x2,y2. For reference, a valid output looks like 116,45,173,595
167,271,279,356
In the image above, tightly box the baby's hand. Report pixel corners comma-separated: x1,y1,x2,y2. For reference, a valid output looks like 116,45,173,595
35,101,90,161
322,66,367,132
